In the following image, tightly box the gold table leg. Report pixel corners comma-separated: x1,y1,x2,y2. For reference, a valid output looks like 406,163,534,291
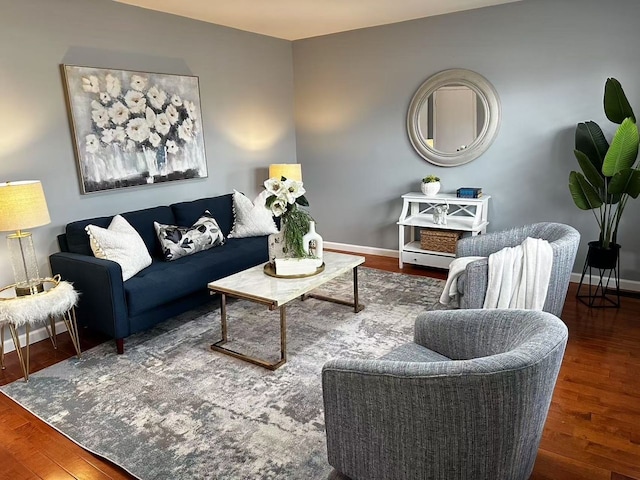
62,307,82,359
0,324,4,370
9,324,29,382
304,266,365,312
211,298,287,371
44,315,57,349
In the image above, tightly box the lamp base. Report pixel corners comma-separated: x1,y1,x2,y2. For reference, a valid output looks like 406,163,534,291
6,232,42,296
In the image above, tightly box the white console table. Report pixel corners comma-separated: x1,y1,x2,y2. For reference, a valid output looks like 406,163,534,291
397,192,490,269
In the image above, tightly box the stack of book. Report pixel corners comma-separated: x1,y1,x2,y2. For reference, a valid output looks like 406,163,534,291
456,187,482,198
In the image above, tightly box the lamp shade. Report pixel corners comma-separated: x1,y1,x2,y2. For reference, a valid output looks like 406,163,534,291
269,163,302,182
0,181,51,232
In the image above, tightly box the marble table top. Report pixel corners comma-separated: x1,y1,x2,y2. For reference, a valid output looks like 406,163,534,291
207,251,365,307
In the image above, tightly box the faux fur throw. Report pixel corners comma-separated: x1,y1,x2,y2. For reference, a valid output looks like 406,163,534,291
0,281,79,327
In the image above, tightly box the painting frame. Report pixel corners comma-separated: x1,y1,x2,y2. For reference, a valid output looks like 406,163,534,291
61,64,208,194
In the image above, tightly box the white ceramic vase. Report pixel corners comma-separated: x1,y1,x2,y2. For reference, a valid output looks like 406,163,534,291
302,221,323,261
421,181,441,197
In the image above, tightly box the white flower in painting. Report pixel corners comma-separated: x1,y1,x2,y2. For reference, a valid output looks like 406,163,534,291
130,74,147,91
82,76,100,93
147,86,167,110
125,117,150,143
101,128,116,144
108,101,130,125
92,106,110,128
154,113,171,135
85,134,99,153
105,74,121,97
165,104,180,125
170,94,182,107
184,100,198,120
124,89,146,114
113,126,126,143
99,92,111,104
149,131,162,148
91,100,103,111
282,179,306,204
264,178,286,196
177,118,194,142
270,197,288,217
145,107,156,127
166,139,179,154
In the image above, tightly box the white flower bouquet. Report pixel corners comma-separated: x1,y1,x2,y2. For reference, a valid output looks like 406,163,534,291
264,176,313,258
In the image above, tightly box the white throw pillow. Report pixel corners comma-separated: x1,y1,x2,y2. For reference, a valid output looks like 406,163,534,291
228,189,278,238
85,215,153,281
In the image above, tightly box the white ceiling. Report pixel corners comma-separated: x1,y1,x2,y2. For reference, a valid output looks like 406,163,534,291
114,0,523,40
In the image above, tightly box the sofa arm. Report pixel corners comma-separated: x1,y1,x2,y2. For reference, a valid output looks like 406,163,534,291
49,252,129,340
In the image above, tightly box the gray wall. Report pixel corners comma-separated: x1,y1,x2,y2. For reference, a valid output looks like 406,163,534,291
293,0,640,280
0,0,296,287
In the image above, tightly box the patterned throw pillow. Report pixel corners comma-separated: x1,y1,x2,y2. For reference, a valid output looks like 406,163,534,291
85,215,153,281
154,210,225,261
228,189,279,238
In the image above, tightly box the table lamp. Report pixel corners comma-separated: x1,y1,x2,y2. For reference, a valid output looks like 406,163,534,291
0,181,51,296
269,163,302,182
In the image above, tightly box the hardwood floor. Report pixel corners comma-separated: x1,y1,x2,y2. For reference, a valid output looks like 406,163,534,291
0,252,638,479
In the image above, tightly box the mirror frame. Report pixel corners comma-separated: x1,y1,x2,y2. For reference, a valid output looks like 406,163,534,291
407,69,501,167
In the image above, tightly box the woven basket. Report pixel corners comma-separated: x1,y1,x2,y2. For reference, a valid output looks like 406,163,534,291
420,229,461,254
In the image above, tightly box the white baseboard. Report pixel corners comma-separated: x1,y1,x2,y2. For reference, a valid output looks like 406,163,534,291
2,320,69,354
570,272,640,293
326,241,640,293
324,241,398,258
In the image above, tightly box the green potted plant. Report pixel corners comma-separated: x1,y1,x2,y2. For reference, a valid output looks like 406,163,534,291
421,175,441,196
568,78,640,268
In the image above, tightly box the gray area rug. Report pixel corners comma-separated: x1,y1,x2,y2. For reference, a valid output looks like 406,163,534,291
1,267,445,479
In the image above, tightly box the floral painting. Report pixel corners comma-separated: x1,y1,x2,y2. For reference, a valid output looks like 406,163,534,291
62,65,207,194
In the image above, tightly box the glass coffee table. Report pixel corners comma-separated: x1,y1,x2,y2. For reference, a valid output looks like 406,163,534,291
207,251,365,370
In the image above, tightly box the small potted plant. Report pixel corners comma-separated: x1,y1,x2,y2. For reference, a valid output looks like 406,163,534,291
421,175,441,196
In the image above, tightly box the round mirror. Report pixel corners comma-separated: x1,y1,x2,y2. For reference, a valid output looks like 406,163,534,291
407,69,501,167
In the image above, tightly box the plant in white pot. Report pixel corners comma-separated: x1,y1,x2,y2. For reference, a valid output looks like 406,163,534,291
568,78,640,269
421,175,441,196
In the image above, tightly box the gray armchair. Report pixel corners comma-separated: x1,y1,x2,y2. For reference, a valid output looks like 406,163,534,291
456,222,580,317
322,309,568,480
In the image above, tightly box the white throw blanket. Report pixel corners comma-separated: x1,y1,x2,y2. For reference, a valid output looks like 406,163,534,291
439,237,553,310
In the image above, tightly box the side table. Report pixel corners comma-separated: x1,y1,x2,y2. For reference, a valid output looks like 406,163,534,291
0,275,81,381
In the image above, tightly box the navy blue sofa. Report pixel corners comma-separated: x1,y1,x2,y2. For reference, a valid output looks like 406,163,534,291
49,193,268,354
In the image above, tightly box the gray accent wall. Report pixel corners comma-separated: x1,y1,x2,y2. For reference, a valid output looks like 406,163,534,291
0,0,296,287
293,0,640,281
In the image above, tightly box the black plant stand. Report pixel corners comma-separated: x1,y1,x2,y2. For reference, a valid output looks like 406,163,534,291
576,252,620,308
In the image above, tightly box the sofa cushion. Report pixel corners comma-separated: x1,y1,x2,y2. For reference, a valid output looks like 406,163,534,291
155,210,225,261
86,215,153,281
171,194,234,237
65,206,175,257
124,236,268,316
228,190,278,238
